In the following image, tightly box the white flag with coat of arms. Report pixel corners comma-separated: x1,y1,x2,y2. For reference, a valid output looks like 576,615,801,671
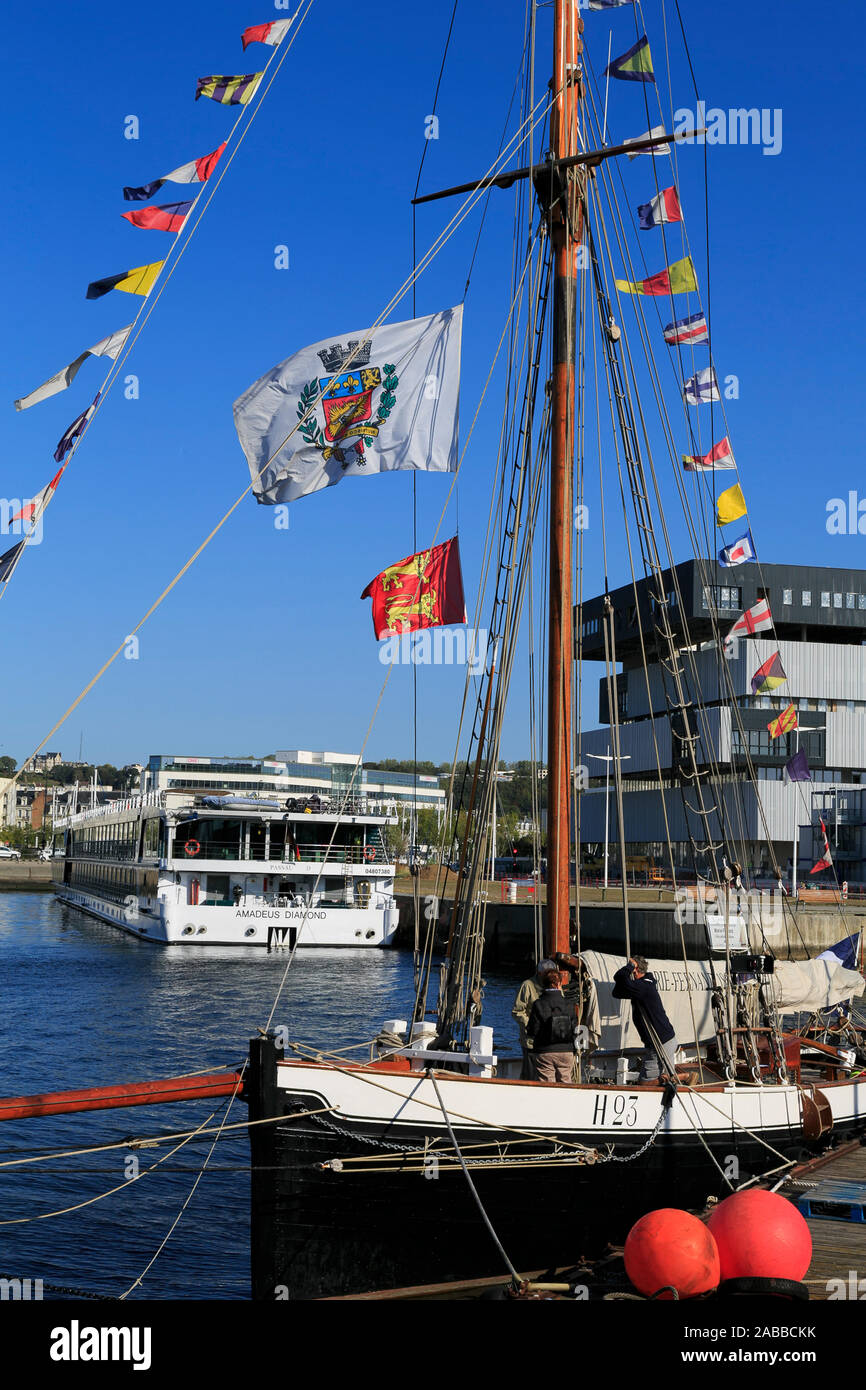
233,305,462,504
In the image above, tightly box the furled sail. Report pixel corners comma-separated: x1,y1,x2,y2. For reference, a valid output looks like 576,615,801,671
582,950,865,1053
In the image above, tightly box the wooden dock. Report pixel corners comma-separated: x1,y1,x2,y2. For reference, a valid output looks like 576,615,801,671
783,1141,866,1300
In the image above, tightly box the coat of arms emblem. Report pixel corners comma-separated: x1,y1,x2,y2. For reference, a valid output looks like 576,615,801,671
296,339,399,467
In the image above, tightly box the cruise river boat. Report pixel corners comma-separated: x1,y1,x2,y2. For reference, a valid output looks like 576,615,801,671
52,790,399,947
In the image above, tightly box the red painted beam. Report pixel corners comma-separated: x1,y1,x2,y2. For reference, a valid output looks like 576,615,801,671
0,1071,244,1122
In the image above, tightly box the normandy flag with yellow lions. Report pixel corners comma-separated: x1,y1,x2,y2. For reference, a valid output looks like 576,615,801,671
234,307,462,504
361,537,466,640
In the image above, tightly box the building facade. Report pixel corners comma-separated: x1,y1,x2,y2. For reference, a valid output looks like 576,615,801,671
576,560,866,882
145,751,446,818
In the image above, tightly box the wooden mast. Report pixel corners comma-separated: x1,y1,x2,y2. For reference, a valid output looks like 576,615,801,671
546,0,583,955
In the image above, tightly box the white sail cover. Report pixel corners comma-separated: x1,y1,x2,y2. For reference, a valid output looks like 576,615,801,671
582,950,865,1052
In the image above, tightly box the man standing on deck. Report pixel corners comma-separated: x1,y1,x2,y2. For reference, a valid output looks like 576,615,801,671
527,969,577,1083
513,958,556,1078
612,955,678,1083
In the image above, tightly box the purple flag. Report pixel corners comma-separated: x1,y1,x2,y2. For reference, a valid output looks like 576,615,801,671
786,749,811,782
54,394,99,463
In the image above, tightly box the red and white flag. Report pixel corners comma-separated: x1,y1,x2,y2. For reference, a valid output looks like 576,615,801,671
9,466,66,527
810,818,833,875
241,18,294,50
725,599,772,644
683,437,736,472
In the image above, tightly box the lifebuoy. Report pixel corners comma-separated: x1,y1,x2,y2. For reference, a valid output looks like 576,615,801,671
363,845,376,862
184,839,201,857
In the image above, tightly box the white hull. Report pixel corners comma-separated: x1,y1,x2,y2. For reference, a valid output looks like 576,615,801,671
54,884,399,947
274,1057,866,1141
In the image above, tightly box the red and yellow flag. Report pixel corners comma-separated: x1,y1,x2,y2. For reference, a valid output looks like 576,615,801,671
361,537,466,639
767,703,797,739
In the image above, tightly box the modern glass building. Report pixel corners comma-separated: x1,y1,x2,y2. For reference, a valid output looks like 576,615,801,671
576,560,866,882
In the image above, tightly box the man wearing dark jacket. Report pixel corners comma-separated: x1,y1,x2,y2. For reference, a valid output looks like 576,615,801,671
527,969,576,1083
612,955,677,1082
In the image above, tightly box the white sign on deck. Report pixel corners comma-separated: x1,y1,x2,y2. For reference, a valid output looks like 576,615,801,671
706,913,748,952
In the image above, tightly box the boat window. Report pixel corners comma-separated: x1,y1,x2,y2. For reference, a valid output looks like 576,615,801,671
206,874,231,905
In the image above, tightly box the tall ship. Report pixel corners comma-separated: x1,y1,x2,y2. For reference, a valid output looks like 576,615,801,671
4,0,865,1305
52,775,399,948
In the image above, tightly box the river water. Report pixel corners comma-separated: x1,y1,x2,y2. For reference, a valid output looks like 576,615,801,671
0,892,526,1300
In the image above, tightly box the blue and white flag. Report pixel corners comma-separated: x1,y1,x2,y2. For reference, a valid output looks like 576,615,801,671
684,367,720,405
234,307,463,504
817,933,861,972
664,311,708,346
718,530,756,567
53,393,99,464
587,0,634,9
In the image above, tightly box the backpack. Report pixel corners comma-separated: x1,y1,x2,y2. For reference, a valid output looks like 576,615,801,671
537,1002,574,1048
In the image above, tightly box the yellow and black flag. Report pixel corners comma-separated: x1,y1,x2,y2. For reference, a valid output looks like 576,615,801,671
86,262,164,300
195,73,262,106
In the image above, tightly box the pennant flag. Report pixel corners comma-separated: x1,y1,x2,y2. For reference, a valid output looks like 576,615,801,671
751,652,786,694
716,483,746,526
769,703,798,738
195,73,262,106
637,186,682,230
241,18,294,49
810,818,833,874
123,142,227,201
9,467,66,527
121,200,194,234
0,541,26,589
684,367,720,405
786,748,811,781
86,263,163,300
718,530,756,567
727,598,772,643
361,537,466,640
664,311,707,346
683,436,735,472
817,933,861,972
14,326,131,411
54,395,98,463
623,125,670,159
615,255,697,297
234,306,463,505
605,35,654,83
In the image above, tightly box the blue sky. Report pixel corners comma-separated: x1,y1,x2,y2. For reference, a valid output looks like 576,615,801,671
1,0,863,772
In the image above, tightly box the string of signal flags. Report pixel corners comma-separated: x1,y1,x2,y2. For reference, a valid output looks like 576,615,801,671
0,13,300,600
597,10,824,838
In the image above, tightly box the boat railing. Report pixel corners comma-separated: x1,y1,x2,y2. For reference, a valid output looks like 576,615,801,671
173,841,390,866
55,788,166,829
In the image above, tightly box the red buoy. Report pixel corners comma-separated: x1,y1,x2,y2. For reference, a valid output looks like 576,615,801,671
707,1189,812,1282
624,1209,720,1299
